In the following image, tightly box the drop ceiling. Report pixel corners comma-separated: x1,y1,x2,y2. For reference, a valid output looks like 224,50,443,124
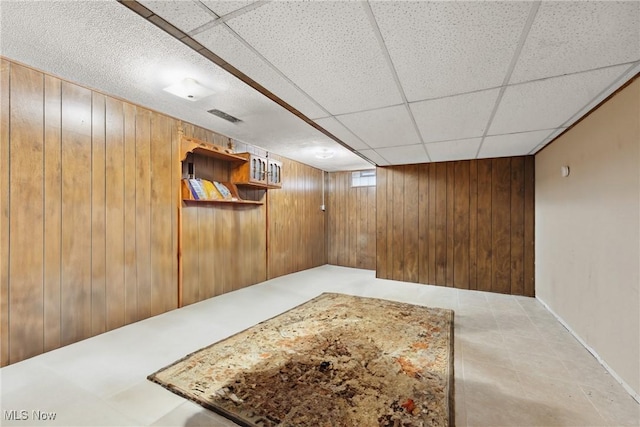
1,1,638,171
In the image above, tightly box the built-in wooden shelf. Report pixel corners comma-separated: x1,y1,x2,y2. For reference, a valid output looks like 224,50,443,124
179,136,248,163
182,199,263,206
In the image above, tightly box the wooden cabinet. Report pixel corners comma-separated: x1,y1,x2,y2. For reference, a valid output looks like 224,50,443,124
231,153,268,187
231,153,283,189
179,135,282,205
267,158,282,189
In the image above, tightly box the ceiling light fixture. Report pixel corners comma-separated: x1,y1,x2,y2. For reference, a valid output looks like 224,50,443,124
314,148,335,159
163,78,215,101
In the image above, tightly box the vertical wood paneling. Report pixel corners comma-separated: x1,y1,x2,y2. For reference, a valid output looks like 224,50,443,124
392,168,404,280
347,175,357,268
469,160,478,290
386,168,394,276
122,103,137,323
492,158,512,294
9,63,45,362
328,170,376,271
418,164,429,284
135,108,152,319
0,59,8,366
435,163,447,285
3,59,180,365
43,75,62,353
510,157,525,296
477,160,493,292
181,206,199,306
336,173,346,267
427,164,437,285
91,93,107,335
376,168,387,277
150,113,174,315
523,156,535,297
376,157,534,296
453,161,470,289
446,162,455,287
105,97,125,330
198,205,215,298
404,165,419,282
268,157,325,279
60,80,92,346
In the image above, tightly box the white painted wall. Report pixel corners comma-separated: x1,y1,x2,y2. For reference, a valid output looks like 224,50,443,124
535,78,640,397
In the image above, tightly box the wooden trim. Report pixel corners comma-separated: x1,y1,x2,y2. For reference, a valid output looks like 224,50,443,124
115,1,375,167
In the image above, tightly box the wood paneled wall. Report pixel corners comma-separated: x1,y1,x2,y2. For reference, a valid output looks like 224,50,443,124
267,157,326,279
327,172,376,270
179,124,267,306
376,158,534,296
0,59,180,365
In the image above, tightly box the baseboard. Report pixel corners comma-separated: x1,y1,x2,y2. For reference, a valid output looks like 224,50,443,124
536,296,640,404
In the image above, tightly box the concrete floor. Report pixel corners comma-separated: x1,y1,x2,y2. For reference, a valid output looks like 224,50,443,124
1,265,638,426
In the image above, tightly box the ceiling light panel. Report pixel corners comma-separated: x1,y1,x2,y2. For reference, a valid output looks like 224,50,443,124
479,129,555,159
375,144,429,165
194,25,328,119
490,64,630,135
426,138,482,162
313,117,371,151
222,1,403,115
510,1,640,84
138,0,215,33
410,89,500,143
370,1,531,101
337,105,422,149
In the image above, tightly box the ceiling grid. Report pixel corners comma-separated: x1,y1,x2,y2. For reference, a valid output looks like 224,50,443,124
474,1,541,158
1,0,638,170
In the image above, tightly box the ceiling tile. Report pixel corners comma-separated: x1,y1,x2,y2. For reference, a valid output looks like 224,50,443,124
138,0,214,33
511,1,640,83
479,130,555,159
375,144,429,165
410,89,500,143
200,1,256,17
490,64,630,135
371,1,531,101
313,117,370,151
223,1,403,115
195,26,328,119
426,138,482,162
268,133,373,172
337,105,421,149
357,149,390,166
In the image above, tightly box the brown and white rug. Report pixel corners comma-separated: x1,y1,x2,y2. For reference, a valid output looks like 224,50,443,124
148,293,454,427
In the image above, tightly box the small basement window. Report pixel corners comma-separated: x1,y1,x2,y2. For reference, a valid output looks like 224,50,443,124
351,170,376,187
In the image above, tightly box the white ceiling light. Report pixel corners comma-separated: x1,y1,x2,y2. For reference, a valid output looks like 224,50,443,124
314,148,335,159
163,77,215,101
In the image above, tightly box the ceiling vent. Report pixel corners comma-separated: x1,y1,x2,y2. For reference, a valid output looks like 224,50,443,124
208,109,242,124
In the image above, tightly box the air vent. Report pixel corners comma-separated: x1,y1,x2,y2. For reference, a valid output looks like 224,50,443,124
208,109,242,124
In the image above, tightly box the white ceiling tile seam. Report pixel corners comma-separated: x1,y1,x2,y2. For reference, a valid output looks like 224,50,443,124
528,63,640,155
557,63,640,129
188,1,269,37
331,117,375,152
219,24,333,121
361,0,431,162
474,1,541,159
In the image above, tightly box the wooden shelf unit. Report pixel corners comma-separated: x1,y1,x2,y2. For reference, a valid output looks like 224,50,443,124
179,136,248,163
181,180,263,205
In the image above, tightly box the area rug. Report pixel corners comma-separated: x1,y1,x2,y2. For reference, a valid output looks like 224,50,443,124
148,293,454,427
